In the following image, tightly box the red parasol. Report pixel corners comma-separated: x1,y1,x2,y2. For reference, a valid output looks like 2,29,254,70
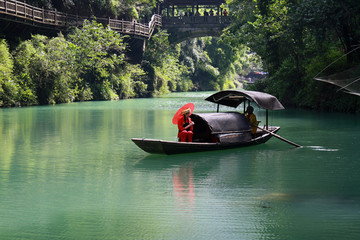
172,103,195,125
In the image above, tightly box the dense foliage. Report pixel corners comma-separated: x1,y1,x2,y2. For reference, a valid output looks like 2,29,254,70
143,32,260,94
2,0,360,112
25,0,157,20
1,25,252,106
0,39,17,107
1,0,260,107
178,37,261,91
1,21,147,106
227,0,360,111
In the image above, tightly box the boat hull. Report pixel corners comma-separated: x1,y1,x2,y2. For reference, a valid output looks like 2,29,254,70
132,127,280,155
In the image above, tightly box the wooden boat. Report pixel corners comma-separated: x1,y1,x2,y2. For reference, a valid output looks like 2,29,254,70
132,90,285,155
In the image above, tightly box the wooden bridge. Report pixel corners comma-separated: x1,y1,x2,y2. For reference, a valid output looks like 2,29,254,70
162,15,230,43
0,0,230,41
0,0,230,59
159,0,229,42
0,0,162,39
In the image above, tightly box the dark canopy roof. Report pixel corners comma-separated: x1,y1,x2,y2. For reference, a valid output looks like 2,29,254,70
205,90,285,110
190,112,250,142
192,112,250,134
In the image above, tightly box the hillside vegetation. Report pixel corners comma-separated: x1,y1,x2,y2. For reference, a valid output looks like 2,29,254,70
1,0,360,112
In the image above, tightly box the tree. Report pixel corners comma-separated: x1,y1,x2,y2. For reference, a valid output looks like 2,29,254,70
143,29,188,95
13,34,77,105
67,20,126,100
227,0,360,111
0,39,18,107
9,20,141,105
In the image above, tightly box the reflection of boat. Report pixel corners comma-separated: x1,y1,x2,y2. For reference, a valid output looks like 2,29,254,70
132,90,284,155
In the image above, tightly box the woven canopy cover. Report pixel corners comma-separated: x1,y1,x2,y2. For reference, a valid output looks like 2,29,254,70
192,112,250,134
205,90,285,110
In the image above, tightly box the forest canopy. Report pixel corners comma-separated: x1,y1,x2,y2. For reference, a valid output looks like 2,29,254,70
1,0,360,111
226,0,360,111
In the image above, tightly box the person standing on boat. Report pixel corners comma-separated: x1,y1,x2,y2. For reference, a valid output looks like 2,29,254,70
245,106,257,135
178,108,195,142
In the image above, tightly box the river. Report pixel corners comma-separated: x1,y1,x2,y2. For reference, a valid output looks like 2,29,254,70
0,92,359,240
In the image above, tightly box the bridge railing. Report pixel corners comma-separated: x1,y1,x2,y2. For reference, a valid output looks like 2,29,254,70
162,15,230,26
109,14,162,39
148,14,162,37
0,0,161,38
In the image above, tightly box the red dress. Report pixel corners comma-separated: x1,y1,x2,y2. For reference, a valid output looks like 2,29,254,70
178,117,193,142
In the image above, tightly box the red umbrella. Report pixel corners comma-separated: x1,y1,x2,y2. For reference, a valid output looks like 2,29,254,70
172,103,195,125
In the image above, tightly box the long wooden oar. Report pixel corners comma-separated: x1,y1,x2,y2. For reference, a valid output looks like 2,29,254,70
255,125,302,148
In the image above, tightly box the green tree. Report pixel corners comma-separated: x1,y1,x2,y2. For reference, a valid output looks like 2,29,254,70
227,0,360,111
116,64,146,98
13,34,79,105
178,38,217,90
67,20,127,100
143,29,188,95
178,37,260,91
0,39,18,107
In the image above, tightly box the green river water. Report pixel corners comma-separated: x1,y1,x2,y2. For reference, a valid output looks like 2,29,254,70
0,92,360,240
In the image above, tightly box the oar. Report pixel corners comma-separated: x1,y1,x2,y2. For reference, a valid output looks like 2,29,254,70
255,125,302,148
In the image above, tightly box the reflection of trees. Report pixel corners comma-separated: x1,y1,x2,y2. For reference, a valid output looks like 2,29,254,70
0,103,137,183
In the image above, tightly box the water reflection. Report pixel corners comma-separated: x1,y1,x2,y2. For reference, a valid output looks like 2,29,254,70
1,95,360,240
173,165,195,213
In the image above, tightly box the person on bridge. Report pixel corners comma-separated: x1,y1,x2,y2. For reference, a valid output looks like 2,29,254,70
178,108,195,142
223,9,228,16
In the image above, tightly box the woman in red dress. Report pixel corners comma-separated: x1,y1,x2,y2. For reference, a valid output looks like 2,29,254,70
177,108,195,142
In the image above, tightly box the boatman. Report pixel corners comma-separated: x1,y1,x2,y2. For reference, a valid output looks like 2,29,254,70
245,106,258,136
178,108,195,142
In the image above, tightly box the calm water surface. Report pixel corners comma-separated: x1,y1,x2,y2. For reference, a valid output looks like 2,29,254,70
1,92,360,240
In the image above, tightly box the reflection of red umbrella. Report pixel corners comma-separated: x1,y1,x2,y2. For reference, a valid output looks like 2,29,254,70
172,103,195,125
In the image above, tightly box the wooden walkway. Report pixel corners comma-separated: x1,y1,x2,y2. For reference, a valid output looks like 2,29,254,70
0,0,162,39
163,16,230,27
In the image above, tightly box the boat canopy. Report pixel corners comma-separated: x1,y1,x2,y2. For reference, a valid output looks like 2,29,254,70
205,90,285,110
191,112,251,143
